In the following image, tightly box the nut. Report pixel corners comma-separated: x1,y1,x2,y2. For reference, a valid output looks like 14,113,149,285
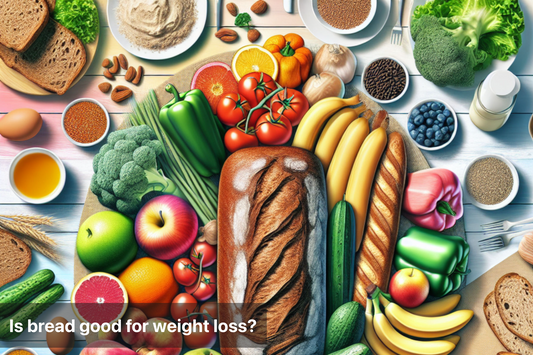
111,86,133,103
226,2,238,16
102,58,111,68
103,69,115,80
118,54,128,70
247,29,260,42
125,66,137,82
109,56,120,74
132,66,144,85
215,28,238,43
98,82,112,93
251,0,268,14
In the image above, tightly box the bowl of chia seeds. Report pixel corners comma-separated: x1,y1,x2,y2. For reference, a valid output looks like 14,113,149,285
464,155,519,210
361,57,409,104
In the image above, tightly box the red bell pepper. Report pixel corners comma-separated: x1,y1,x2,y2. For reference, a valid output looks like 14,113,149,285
402,168,463,231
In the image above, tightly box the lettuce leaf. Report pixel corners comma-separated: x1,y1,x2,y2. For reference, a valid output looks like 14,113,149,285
53,0,99,44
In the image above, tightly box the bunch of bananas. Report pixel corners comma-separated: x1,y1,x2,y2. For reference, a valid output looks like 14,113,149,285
364,289,473,355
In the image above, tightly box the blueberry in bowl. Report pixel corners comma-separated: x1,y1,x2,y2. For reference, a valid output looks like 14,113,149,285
407,99,457,151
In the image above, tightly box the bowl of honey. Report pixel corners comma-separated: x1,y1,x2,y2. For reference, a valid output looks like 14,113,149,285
9,148,66,204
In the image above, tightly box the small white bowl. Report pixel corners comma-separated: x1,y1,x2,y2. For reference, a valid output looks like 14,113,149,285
312,0,377,34
62,98,110,147
464,154,519,210
407,99,458,151
2,348,38,355
9,148,66,204
361,57,409,104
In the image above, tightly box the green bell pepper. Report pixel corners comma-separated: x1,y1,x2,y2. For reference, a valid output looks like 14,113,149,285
394,226,470,297
159,84,225,177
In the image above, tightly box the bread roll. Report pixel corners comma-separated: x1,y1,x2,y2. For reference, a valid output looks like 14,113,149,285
353,132,407,305
218,147,327,355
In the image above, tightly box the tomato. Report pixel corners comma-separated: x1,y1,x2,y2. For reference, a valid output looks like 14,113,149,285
199,302,218,321
238,72,278,108
183,323,217,349
190,241,217,267
255,112,293,145
224,127,259,153
216,93,250,126
270,88,309,126
171,293,198,322
173,258,199,286
185,271,217,301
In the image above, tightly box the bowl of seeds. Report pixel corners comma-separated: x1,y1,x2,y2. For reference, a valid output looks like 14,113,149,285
362,57,409,104
61,98,110,147
313,0,377,34
464,155,519,210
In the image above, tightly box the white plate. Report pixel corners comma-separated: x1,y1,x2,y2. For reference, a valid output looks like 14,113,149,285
107,0,208,60
408,0,516,91
298,0,391,47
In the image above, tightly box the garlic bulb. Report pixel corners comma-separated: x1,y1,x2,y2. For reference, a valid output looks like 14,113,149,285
302,72,345,106
198,219,217,245
519,232,533,265
312,44,357,84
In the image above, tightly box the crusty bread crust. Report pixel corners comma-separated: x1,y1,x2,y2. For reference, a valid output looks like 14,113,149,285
0,0,50,52
0,229,31,288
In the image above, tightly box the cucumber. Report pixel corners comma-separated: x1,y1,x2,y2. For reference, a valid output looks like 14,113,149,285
0,284,64,340
329,343,371,355
325,302,365,354
327,200,356,320
0,269,55,318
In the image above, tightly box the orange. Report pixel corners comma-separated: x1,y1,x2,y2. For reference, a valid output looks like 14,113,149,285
231,45,279,81
119,257,178,318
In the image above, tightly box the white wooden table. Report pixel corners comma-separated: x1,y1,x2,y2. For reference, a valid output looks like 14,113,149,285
0,0,532,353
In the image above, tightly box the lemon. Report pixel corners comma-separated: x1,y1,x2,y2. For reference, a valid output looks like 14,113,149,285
231,45,279,81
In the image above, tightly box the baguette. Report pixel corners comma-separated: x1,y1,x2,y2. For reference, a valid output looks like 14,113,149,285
0,0,49,52
353,132,407,305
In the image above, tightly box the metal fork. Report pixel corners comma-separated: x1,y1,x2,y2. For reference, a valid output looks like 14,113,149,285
478,229,533,252
391,0,405,45
481,217,533,233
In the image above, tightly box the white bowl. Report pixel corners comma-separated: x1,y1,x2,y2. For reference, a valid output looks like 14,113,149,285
312,0,377,34
361,57,409,104
464,154,519,210
9,148,66,204
2,348,38,355
62,98,110,147
407,99,458,151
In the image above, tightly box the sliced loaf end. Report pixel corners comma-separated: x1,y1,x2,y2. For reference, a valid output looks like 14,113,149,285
0,0,50,52
0,229,32,288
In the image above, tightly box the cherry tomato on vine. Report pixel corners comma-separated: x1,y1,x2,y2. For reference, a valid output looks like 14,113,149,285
185,271,217,301
190,241,217,267
216,93,250,126
270,88,309,126
224,127,259,153
183,323,217,349
238,72,278,108
200,302,218,321
171,293,198,323
173,258,199,286
256,112,293,145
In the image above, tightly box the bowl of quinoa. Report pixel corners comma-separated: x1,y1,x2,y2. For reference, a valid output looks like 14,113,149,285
313,0,377,34
61,99,110,147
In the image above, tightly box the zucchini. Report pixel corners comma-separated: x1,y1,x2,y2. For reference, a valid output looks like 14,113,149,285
0,269,55,318
0,284,64,340
325,302,365,354
327,199,356,320
329,343,371,355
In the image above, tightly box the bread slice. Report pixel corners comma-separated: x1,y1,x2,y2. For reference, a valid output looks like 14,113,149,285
45,0,55,12
0,18,86,95
0,229,32,288
495,273,533,344
484,291,533,355
0,0,50,52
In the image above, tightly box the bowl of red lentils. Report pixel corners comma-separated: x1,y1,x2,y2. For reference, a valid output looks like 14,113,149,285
61,98,110,147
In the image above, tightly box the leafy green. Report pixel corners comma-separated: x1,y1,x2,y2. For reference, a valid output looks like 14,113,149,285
53,0,99,44
235,12,252,29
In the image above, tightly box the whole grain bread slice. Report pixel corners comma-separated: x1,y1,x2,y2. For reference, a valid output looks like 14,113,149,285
0,18,86,95
45,0,55,12
0,0,50,52
0,229,32,288
484,291,533,355
495,273,533,344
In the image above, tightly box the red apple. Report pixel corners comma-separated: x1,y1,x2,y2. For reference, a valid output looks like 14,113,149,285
121,307,148,348
135,195,198,260
389,268,429,308
138,318,182,355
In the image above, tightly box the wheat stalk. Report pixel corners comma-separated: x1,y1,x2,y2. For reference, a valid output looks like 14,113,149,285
17,236,62,264
0,215,54,226
0,220,57,246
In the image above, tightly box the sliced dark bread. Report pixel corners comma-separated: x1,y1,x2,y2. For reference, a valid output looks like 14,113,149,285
484,291,533,355
46,0,55,12
0,18,86,95
0,229,31,288
495,273,533,344
0,0,50,52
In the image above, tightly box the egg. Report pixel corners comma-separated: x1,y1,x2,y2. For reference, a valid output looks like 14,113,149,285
46,317,75,355
0,108,42,141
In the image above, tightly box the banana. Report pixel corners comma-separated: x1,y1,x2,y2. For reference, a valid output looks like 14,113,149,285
292,95,360,151
326,118,370,211
365,298,396,355
379,295,473,339
372,299,456,355
442,336,460,355
407,294,462,317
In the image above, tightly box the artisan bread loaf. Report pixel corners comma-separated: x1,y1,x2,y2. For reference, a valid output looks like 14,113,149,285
0,19,86,95
0,0,49,52
353,131,407,305
0,229,32,288
218,146,327,355
484,291,533,354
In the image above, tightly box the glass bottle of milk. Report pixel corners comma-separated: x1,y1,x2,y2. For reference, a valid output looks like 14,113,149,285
469,70,520,132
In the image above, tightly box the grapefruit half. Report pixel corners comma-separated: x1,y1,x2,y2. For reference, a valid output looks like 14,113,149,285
71,272,128,324
191,62,238,114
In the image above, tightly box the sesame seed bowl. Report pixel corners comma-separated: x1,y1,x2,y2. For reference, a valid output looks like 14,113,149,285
312,0,378,35
61,98,110,148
